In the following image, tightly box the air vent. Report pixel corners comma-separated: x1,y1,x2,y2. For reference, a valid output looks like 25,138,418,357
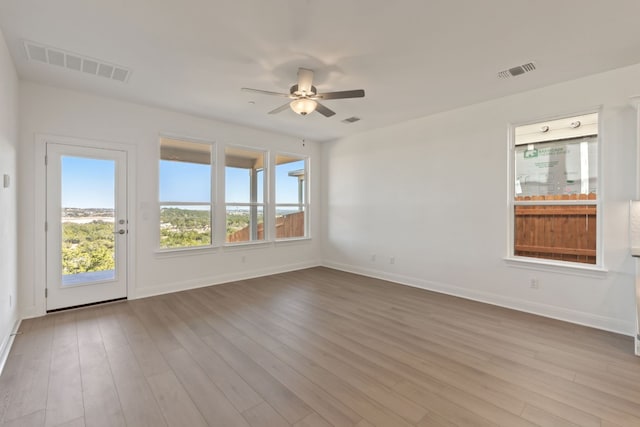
24,40,131,83
342,116,361,124
498,62,536,79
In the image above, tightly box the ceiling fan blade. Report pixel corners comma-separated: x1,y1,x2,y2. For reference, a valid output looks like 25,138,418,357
314,102,336,117
297,68,314,94
242,87,291,98
268,102,291,115
315,89,365,100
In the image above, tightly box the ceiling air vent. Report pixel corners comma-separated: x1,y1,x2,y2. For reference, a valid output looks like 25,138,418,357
342,116,361,124
24,40,131,83
497,62,536,79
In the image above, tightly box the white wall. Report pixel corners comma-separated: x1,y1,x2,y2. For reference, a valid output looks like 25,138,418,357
19,82,322,318
0,29,19,367
14,61,640,337
322,63,640,335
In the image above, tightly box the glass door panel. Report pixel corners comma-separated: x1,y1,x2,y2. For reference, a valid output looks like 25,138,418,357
60,156,116,286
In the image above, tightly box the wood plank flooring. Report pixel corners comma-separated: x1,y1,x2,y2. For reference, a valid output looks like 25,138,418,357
1,267,640,426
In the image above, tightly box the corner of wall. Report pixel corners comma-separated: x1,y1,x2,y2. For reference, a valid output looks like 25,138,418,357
0,24,19,374
0,318,21,374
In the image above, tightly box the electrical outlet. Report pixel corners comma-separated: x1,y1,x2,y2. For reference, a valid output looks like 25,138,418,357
530,278,539,289
241,255,246,263
390,256,395,265
371,254,376,262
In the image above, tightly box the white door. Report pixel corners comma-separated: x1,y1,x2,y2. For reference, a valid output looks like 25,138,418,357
46,143,128,311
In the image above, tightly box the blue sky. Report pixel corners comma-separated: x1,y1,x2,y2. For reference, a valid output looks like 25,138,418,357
61,156,115,208
61,156,305,208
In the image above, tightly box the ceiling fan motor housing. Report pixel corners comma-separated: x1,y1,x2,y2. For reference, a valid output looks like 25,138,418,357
290,84,317,97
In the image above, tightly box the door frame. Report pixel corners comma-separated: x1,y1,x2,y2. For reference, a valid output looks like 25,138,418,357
34,134,137,316
45,143,127,310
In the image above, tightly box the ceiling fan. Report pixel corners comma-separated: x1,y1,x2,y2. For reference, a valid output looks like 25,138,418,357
242,68,365,117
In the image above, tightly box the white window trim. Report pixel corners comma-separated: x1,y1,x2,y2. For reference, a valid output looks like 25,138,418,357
154,245,220,257
158,135,216,251
505,108,605,272
223,145,269,246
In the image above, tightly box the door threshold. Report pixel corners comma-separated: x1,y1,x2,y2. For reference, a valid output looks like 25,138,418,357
46,297,127,313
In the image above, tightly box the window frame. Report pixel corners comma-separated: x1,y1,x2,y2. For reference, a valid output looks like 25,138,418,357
157,135,215,252
506,109,605,271
156,137,312,253
223,145,268,245
273,153,310,241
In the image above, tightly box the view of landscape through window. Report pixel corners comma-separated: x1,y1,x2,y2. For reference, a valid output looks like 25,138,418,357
275,155,306,239
159,138,213,248
61,156,117,283
60,144,308,277
224,147,266,243
158,139,307,249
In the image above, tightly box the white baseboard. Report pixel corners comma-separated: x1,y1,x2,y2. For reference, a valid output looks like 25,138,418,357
18,260,323,317
18,309,42,321
322,260,635,337
0,317,22,376
132,260,322,300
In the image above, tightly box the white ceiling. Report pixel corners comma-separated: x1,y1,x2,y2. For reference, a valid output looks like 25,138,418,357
2,0,640,142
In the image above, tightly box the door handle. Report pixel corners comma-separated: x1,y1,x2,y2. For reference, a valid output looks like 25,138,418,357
114,229,126,235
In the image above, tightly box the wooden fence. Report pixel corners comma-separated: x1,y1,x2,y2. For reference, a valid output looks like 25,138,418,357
274,211,305,239
514,193,596,264
227,211,305,243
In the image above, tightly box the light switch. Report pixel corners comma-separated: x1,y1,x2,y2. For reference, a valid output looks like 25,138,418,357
3,174,9,188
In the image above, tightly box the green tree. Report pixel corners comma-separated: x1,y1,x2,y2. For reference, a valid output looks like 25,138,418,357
160,207,211,248
62,220,115,274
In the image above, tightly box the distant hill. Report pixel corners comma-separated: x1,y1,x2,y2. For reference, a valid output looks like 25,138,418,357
63,207,114,217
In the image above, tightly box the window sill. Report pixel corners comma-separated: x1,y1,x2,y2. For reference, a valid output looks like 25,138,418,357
503,256,608,277
153,238,312,257
275,237,312,245
223,241,272,251
155,245,219,258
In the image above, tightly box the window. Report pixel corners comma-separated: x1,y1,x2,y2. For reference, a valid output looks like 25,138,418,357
225,147,266,243
159,137,212,249
275,154,308,239
511,112,599,265
157,139,310,250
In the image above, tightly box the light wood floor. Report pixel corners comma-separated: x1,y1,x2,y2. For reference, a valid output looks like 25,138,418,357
1,267,640,427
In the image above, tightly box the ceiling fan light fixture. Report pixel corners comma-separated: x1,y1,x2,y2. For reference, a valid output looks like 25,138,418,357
242,67,364,118
290,98,317,115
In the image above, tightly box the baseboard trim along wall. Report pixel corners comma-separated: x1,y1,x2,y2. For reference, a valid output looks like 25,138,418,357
132,259,323,300
18,260,323,319
0,318,21,376
322,260,635,337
